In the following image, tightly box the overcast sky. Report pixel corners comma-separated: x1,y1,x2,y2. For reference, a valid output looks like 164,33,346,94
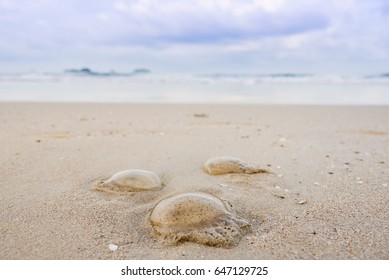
1,0,388,74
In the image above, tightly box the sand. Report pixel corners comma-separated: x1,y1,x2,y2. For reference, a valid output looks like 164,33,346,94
0,103,388,259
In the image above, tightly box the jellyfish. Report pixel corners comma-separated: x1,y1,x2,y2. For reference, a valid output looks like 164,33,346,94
97,169,162,192
149,192,250,247
204,156,268,175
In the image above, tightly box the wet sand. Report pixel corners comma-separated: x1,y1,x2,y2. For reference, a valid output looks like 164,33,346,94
0,103,388,259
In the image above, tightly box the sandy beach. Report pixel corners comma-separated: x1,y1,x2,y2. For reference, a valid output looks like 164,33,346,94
0,103,388,260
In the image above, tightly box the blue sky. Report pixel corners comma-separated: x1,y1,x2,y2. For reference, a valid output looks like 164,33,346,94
1,0,388,74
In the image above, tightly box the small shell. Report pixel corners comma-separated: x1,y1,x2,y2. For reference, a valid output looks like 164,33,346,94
97,169,162,192
149,192,250,247
204,156,268,175
108,244,118,251
298,199,307,205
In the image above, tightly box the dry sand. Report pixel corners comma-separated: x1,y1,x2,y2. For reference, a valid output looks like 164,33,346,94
0,103,388,259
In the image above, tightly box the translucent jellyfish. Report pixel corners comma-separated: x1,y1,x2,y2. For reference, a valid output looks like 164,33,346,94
97,169,162,192
204,156,268,175
149,192,250,247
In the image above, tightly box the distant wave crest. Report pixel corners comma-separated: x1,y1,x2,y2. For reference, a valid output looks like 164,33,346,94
1,71,389,85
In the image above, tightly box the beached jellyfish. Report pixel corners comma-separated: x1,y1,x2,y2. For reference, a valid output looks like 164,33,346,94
97,169,162,192
204,156,268,175
149,192,250,247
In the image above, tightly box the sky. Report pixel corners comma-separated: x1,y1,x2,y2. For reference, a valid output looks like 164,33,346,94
0,0,389,74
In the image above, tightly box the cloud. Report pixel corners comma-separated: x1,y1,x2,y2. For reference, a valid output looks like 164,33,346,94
0,0,329,48
100,0,330,45
0,0,389,73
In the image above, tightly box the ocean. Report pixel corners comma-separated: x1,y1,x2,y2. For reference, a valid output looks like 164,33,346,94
1,71,388,105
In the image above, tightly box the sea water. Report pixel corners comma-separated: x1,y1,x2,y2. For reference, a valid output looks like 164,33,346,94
0,72,388,105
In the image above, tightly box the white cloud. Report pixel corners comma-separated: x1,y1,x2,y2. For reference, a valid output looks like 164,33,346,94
0,0,388,73
107,0,328,44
